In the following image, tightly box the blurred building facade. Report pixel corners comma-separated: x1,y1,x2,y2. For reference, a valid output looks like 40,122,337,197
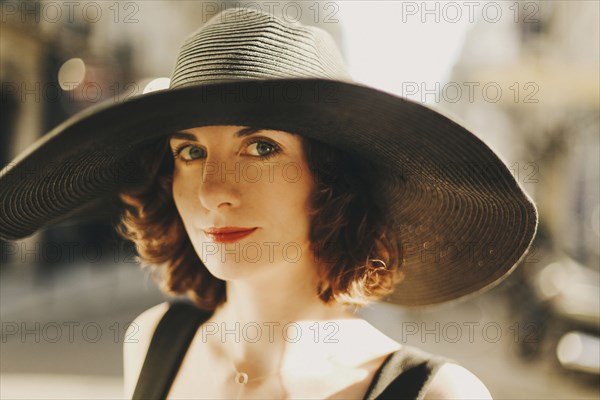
442,0,599,268
439,0,599,383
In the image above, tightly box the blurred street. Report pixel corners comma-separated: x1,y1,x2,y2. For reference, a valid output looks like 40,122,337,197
0,257,165,398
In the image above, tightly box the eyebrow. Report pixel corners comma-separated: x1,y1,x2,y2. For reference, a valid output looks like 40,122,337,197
169,127,263,141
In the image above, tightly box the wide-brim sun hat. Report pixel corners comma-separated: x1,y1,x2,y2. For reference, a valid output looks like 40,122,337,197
0,7,537,307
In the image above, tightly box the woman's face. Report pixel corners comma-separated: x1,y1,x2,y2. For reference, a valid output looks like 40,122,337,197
169,126,316,281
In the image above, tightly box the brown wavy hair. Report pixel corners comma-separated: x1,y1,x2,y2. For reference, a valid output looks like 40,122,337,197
116,129,404,311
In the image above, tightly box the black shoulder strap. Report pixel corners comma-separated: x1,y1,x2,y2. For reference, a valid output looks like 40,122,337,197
363,346,451,400
132,300,213,400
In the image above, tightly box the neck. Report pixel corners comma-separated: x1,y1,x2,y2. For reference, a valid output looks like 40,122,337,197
208,256,359,379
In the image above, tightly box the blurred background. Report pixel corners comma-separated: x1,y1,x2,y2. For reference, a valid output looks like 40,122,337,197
1,0,598,398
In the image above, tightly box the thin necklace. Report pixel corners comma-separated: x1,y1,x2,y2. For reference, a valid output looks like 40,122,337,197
229,352,336,399
231,359,293,400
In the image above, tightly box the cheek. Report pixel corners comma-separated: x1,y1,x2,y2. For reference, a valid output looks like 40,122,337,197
272,167,315,222
171,171,182,204
171,170,194,218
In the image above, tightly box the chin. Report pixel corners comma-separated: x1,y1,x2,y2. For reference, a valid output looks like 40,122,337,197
202,262,241,281
199,255,262,279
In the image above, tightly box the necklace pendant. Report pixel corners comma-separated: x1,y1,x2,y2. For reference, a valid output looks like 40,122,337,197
235,372,249,385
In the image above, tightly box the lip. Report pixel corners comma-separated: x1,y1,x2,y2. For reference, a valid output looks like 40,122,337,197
203,227,258,244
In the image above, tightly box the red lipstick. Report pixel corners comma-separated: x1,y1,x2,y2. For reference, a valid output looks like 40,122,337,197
203,227,258,243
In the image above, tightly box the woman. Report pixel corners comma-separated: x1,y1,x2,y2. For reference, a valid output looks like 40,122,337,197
0,7,537,400
119,125,494,399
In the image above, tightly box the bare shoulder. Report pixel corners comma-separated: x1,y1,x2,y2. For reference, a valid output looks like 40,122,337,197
123,301,170,398
423,363,492,400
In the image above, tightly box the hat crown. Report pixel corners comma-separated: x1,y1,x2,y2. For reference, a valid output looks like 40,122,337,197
169,7,352,89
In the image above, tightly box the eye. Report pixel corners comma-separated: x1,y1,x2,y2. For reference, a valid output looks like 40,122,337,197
172,144,205,161
171,138,282,163
246,138,281,160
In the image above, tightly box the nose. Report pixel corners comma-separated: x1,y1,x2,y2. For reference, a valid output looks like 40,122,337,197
197,158,242,211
